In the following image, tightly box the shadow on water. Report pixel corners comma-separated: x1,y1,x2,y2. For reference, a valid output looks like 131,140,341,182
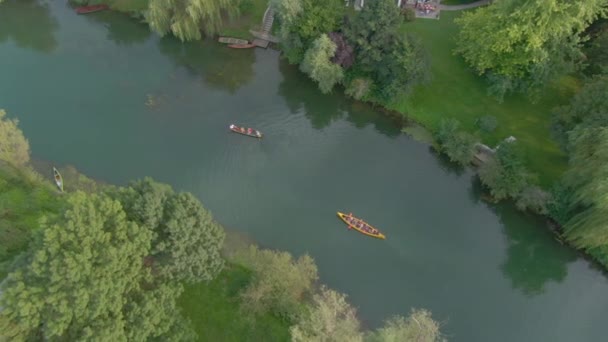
0,0,59,53
277,60,401,137
468,178,578,296
158,36,256,94
84,11,151,46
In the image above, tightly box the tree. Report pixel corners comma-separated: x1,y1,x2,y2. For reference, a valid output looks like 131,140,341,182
551,75,608,149
455,0,606,98
562,126,608,249
233,245,318,320
289,286,363,342
515,186,551,215
275,0,345,64
368,309,442,342
345,77,373,100
436,118,476,166
300,34,344,94
478,142,533,200
583,20,608,75
0,109,30,167
146,0,239,41
0,192,151,340
111,178,225,283
328,32,354,68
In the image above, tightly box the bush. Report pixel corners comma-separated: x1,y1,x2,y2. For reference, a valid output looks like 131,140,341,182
345,78,373,100
436,118,477,165
546,183,573,225
478,142,533,200
515,186,551,215
401,7,416,22
238,0,254,14
475,115,498,133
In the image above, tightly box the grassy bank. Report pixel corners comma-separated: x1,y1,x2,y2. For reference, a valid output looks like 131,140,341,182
179,263,290,342
219,0,269,40
391,11,576,187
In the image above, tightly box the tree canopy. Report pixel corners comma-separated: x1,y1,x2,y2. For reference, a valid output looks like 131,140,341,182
110,177,225,283
478,142,534,200
368,309,443,342
455,0,607,98
289,286,363,342
146,0,239,41
300,34,344,94
0,109,30,167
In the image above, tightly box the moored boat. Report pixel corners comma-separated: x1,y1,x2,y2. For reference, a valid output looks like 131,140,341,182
75,4,109,14
218,37,249,45
53,167,64,192
337,212,385,239
229,124,263,138
228,44,256,49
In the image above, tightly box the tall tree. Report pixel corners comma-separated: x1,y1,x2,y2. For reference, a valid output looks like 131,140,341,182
146,0,239,41
289,286,363,342
300,34,344,93
111,178,225,283
0,109,30,167
455,0,607,99
367,309,442,342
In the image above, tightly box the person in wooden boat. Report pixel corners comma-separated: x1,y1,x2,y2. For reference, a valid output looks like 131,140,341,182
240,127,245,133
230,124,235,129
247,128,253,134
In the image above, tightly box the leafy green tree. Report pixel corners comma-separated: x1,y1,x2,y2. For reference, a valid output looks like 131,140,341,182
562,126,608,249
345,77,373,100
0,109,30,167
478,142,533,200
275,0,344,64
146,0,238,41
551,75,608,149
515,186,551,215
367,309,442,342
436,118,476,166
233,245,318,320
0,192,151,340
455,0,606,98
111,178,225,283
300,34,344,93
584,20,608,75
289,286,363,342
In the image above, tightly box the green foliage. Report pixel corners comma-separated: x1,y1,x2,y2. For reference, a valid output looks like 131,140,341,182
515,186,551,215
233,245,318,321
454,0,606,98
275,0,345,64
401,7,416,22
436,118,476,166
345,77,373,100
478,142,533,201
475,115,498,133
289,286,363,342
547,183,573,226
345,0,429,101
562,126,608,249
111,177,225,283
0,109,30,167
179,263,291,341
584,20,608,76
146,0,239,41
551,75,608,149
367,309,442,342
300,34,344,93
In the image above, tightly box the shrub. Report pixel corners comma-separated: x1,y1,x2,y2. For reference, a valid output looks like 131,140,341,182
437,118,476,165
478,142,533,200
475,115,498,133
515,186,551,215
345,78,373,100
401,7,416,22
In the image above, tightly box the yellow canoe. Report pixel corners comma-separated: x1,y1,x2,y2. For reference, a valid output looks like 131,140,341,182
337,212,386,239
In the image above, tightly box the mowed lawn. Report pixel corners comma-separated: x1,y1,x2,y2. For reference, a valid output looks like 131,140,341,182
391,11,578,186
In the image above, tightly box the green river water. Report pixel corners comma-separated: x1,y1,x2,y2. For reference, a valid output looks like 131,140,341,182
2,1,608,341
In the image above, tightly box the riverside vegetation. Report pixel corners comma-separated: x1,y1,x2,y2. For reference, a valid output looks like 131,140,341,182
0,109,443,340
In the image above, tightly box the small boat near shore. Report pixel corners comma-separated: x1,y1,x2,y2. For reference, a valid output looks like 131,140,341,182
75,4,109,14
230,124,263,138
218,37,249,45
53,167,64,192
337,212,385,239
228,44,256,49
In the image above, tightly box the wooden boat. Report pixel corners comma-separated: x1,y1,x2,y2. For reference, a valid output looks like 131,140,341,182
218,37,249,45
75,4,109,14
228,44,256,49
53,167,64,192
337,212,385,239
229,124,263,138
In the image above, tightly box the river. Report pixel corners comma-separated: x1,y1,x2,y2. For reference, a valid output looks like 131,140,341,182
1,1,608,341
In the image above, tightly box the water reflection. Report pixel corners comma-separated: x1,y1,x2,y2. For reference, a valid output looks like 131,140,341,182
278,60,401,137
0,0,58,52
495,202,577,296
158,37,256,93
85,12,151,46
